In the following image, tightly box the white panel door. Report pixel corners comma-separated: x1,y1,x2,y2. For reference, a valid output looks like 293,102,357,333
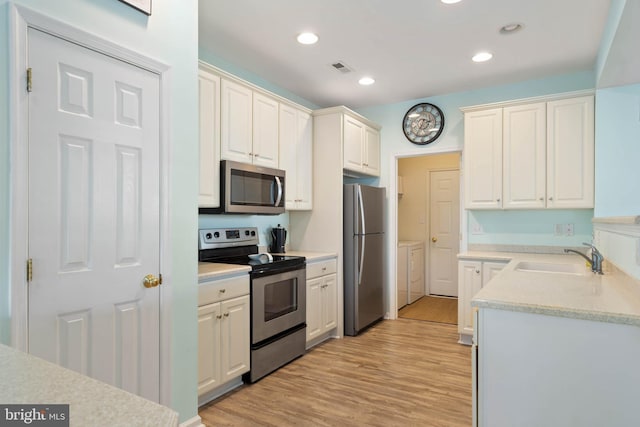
363,127,380,176
429,170,460,297
221,79,252,163
220,295,250,382
546,96,594,208
27,28,160,401
197,303,222,395
464,109,503,209
321,274,337,332
296,110,313,209
306,277,323,341
198,66,221,208
458,261,482,336
252,93,279,167
503,103,546,209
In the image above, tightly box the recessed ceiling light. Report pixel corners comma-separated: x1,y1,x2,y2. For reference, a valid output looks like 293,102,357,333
297,32,318,45
500,23,523,34
359,77,375,86
472,52,493,62
441,0,462,4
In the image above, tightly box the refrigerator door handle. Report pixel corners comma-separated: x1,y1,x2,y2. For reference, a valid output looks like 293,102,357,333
357,185,365,234
358,234,365,286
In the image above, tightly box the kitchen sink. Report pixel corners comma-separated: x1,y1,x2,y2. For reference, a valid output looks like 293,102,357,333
514,261,586,275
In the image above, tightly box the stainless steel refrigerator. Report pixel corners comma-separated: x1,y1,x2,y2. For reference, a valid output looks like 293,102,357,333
344,184,385,336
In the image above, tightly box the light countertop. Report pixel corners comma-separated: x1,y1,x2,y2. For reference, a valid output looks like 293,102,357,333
0,344,178,426
466,251,640,326
277,250,337,262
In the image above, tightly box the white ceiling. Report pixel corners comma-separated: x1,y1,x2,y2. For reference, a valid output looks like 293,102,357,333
199,0,612,109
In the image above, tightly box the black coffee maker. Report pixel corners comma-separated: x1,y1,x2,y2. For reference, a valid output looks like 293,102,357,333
270,224,287,253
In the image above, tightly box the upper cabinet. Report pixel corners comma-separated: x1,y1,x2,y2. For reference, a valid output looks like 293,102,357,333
220,80,279,168
279,104,313,210
463,93,594,210
199,61,314,209
342,112,381,177
198,65,221,208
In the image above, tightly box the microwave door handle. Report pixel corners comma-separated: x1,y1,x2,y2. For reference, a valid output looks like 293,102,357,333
274,176,283,207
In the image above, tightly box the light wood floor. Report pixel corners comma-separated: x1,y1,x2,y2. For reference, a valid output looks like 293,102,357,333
199,319,472,426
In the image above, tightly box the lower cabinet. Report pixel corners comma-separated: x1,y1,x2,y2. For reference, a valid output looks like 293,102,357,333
306,257,337,346
458,259,507,344
198,274,250,403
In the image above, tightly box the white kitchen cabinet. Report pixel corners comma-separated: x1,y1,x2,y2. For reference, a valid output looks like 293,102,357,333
397,241,425,306
474,308,640,427
343,114,381,177
306,257,337,346
220,79,279,168
463,108,503,209
279,104,313,210
252,92,280,168
457,259,506,344
502,102,546,209
198,274,250,404
546,95,594,208
463,93,594,210
220,79,253,164
198,64,221,208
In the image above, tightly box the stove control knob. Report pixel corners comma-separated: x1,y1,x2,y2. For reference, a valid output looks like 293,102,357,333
251,230,256,236
205,233,212,240
213,231,220,238
245,230,250,236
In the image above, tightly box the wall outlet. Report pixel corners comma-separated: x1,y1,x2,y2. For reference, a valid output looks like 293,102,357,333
471,223,484,234
564,223,574,236
554,224,564,236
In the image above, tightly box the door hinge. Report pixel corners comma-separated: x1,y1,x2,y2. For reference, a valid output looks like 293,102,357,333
27,258,33,282
26,68,32,92
159,274,163,285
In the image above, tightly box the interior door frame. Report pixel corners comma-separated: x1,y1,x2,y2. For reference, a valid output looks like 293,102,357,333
8,4,173,406
389,148,464,319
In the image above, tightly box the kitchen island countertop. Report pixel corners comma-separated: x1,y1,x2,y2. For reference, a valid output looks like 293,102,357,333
0,344,178,426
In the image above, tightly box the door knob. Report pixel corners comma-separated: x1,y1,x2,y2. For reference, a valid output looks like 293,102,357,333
431,237,438,243
143,274,160,288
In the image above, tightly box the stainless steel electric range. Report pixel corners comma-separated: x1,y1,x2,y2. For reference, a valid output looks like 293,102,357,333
198,227,306,383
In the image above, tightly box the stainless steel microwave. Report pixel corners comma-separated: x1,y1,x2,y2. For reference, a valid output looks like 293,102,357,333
200,160,285,215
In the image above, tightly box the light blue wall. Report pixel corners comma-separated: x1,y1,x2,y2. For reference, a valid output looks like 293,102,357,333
357,71,597,247
0,0,198,422
594,83,640,217
199,47,320,110
595,0,627,84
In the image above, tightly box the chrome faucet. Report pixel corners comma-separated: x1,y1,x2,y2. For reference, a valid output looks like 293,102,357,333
564,243,604,275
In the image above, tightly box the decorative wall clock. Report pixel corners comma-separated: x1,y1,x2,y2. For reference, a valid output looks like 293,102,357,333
402,103,444,145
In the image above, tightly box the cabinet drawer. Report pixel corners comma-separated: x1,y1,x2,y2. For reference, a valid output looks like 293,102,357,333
306,258,337,279
199,275,249,306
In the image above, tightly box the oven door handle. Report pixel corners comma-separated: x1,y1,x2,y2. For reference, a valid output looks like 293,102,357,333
274,176,283,207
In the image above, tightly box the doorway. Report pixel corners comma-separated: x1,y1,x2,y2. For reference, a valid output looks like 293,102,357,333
396,152,460,322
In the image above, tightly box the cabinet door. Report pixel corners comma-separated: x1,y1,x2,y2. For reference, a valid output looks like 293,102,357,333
220,79,253,163
252,93,279,168
457,261,482,336
482,261,507,287
409,244,424,303
546,95,594,208
321,274,337,332
279,104,298,208
198,67,221,208
503,103,546,209
306,277,323,341
296,110,313,209
343,115,364,172
363,126,380,176
220,295,250,383
197,303,221,396
464,109,503,209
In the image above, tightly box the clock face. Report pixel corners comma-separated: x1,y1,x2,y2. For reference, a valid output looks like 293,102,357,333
402,103,445,145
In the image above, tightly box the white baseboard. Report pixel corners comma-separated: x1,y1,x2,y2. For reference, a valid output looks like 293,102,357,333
179,415,204,427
